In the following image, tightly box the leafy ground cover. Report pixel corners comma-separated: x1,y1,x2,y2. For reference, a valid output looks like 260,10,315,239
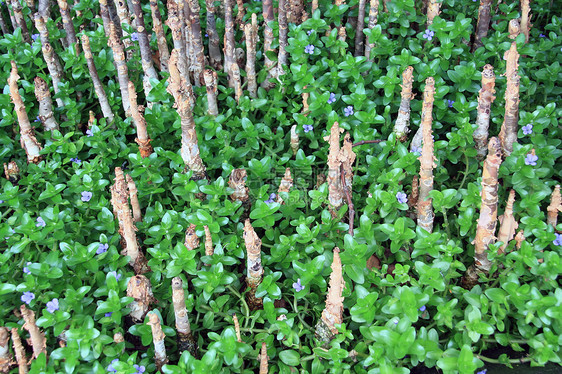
0,0,561,373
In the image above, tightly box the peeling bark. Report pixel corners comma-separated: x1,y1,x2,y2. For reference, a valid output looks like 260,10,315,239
393,66,414,141
128,81,153,158
127,275,155,323
498,42,520,158
514,230,525,250
520,0,531,43
290,125,299,155
261,0,276,89
203,69,219,116
417,77,436,233
302,91,309,115
82,34,115,123
354,0,366,56
472,0,493,51
408,175,419,215
235,0,245,25
0,327,14,374
167,1,189,79
426,0,440,26
172,277,197,356
0,8,10,35
277,0,288,76
184,223,200,250
149,0,169,72
244,219,263,310
188,0,206,85
508,19,520,39
20,305,46,359
131,0,158,100
316,247,344,343
338,26,347,42
147,312,168,370
277,168,293,204
259,342,268,374
9,62,43,164
229,169,249,204
108,22,131,114
462,137,502,289
231,63,243,103
11,328,27,374
224,0,236,88
232,313,242,342
99,0,112,36
4,161,20,183
244,20,257,98
324,122,344,214
364,0,379,60
204,225,214,259
205,0,222,69
473,64,496,160
10,0,31,43
339,133,356,191
126,174,142,223
56,0,79,53
113,0,134,56
34,77,59,131
497,189,518,254
547,185,561,228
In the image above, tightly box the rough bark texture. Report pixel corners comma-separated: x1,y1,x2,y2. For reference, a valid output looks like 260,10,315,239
277,0,288,76
261,0,276,88
417,77,436,233
20,305,46,359
259,342,268,374
184,223,200,250
231,63,243,103
11,328,27,374
34,14,65,108
126,174,142,223
426,0,440,26
462,137,502,290
33,77,59,131
205,0,222,69
113,0,134,55
4,161,20,183
204,225,214,258
166,0,189,79
520,0,531,43
498,42,520,158
9,62,43,164
408,175,419,217
130,0,158,100
547,185,561,228
277,168,293,204
149,0,169,72
232,314,242,342
0,327,13,374
339,133,356,191
128,81,153,158
235,0,245,25
188,0,205,85
508,19,520,39
244,219,263,310
393,66,414,141
99,0,112,36
10,0,31,43
325,122,344,214
244,17,258,98
364,0,379,60
474,64,496,160
290,125,299,155
316,247,344,343
497,189,518,254
203,69,219,116
82,35,115,123
354,0,366,56
229,168,250,204
108,22,131,114
147,312,168,370
224,0,236,88
0,8,10,35
57,0,79,53
172,277,198,357
127,275,156,323
472,0,493,51
337,26,347,42
302,91,309,114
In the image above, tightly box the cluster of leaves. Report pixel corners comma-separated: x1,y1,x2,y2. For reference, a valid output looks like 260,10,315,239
1,0,562,372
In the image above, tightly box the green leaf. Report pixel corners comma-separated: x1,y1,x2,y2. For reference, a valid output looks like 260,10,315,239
279,350,300,366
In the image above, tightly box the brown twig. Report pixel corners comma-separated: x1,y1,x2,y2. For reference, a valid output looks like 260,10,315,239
340,163,355,236
352,139,382,147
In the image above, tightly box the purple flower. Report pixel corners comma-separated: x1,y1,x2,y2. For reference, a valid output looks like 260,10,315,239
419,305,426,312
46,298,59,313
23,262,32,275
205,33,208,37
21,291,35,305
32,33,40,41
327,92,336,104
0,200,3,203
524,154,538,166
393,319,399,325
108,271,122,281
34,116,41,122
307,30,312,36
447,99,455,108
304,44,314,54
522,124,533,135
411,146,421,156
134,365,146,374
36,217,46,228
539,33,546,38
97,243,109,255
396,192,408,204
131,32,139,41
344,106,354,117
265,193,276,204
292,278,305,292
554,233,562,247
303,124,314,133
107,359,119,373
422,29,434,41
476,370,487,374
86,129,94,137
70,157,81,164
81,191,93,202
105,312,113,317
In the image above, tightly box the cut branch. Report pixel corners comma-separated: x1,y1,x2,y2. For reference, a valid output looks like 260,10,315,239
426,0,440,26
324,122,344,214
204,225,214,259
147,312,168,370
290,125,299,155
316,247,344,343
259,342,268,374
20,305,46,359
149,0,170,72
224,0,236,87
229,168,250,204
277,168,293,204
128,81,153,158
56,0,79,53
81,35,114,123
472,0,493,51
0,327,14,373
188,0,206,85
473,64,496,160
203,69,219,116
10,0,31,43
547,185,561,228
34,77,58,131
261,0,276,88
277,0,288,76
244,219,263,310
497,189,518,254
11,328,27,374
166,2,190,79
205,0,222,69
126,174,142,223
354,0,366,56
172,277,198,357
393,66,414,141
108,22,131,114
498,42,520,157
364,0,379,60
520,0,531,43
127,275,155,323
244,18,257,98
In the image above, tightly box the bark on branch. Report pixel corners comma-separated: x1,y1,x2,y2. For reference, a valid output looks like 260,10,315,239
498,42,520,158
473,64,496,160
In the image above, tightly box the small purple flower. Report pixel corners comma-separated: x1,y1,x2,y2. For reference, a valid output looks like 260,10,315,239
419,305,426,312
81,191,93,202
32,33,40,41
105,312,113,317
107,359,119,373
327,92,336,104
21,291,35,305
303,124,314,133
23,262,32,274
134,365,146,374
422,29,434,41
393,319,399,325
46,298,59,313
108,271,122,281
344,106,354,117
292,278,305,292
205,33,208,37
34,116,41,122
97,243,109,255
539,33,546,38
131,32,139,41
86,129,94,137
524,154,538,166
307,30,312,36
522,124,533,135
304,44,314,54
265,193,276,204
396,192,408,204
476,370,487,374
36,217,46,228
70,157,81,164
411,146,421,156
554,233,562,247
0,200,3,204
447,99,455,108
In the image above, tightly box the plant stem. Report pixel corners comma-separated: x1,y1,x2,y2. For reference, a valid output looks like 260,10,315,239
227,285,250,327
293,295,313,330
477,354,532,364
442,207,451,239
458,153,470,191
